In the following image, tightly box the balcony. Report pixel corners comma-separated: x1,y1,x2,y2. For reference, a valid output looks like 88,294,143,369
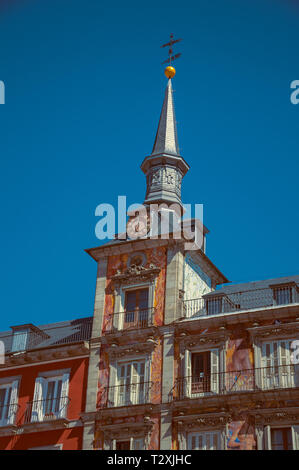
105,307,155,333
24,397,70,425
182,283,299,319
99,381,157,408
173,364,299,401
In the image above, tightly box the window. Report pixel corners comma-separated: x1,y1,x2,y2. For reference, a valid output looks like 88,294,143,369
206,298,222,315
271,428,292,450
274,287,292,305
0,380,19,426
124,288,149,329
31,373,69,422
261,340,295,389
11,329,29,352
114,361,147,406
185,350,219,397
116,440,130,450
115,438,144,450
188,431,220,450
191,352,211,394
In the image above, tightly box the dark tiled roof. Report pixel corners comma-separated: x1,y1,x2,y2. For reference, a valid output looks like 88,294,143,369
204,275,299,297
0,316,93,353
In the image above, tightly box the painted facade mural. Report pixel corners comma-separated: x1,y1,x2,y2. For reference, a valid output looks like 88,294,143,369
95,247,167,449
183,253,211,301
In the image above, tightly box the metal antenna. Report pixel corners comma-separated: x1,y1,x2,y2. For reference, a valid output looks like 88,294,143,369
161,33,182,65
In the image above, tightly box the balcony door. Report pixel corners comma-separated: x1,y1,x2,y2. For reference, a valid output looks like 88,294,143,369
188,431,220,450
44,378,63,417
31,374,69,422
261,340,295,390
124,288,149,329
185,349,219,397
117,361,146,406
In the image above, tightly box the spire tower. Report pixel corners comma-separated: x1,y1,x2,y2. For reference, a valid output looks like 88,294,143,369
141,59,189,208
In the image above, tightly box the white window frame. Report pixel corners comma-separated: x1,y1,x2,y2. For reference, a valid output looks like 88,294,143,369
260,339,296,390
109,356,150,407
112,437,145,450
187,430,221,450
11,328,29,352
264,425,298,450
31,372,69,422
113,280,156,331
184,348,220,398
0,378,19,426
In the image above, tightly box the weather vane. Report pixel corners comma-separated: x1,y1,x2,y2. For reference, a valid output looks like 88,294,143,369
161,33,182,79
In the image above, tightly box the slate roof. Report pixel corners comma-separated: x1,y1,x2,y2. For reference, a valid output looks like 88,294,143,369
204,275,299,297
0,316,92,354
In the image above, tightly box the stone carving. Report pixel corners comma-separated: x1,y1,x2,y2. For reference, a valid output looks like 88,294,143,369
112,263,160,285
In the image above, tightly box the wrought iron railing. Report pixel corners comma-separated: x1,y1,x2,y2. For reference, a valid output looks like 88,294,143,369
173,364,298,400
182,284,299,319
99,381,157,408
24,397,70,423
0,403,19,427
106,307,155,333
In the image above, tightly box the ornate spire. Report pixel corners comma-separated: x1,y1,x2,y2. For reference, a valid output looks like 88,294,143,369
151,79,180,157
141,70,189,207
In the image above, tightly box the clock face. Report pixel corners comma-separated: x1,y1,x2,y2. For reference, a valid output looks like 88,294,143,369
127,213,150,239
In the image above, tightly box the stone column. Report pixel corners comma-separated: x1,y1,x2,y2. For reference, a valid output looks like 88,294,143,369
164,245,184,324
160,327,174,449
82,257,108,450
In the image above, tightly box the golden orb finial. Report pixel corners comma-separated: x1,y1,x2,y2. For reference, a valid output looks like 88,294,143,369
164,66,176,79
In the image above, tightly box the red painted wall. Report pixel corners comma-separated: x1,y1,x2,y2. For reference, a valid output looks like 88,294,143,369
0,357,89,450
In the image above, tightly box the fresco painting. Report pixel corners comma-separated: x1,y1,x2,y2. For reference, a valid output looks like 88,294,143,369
95,247,167,448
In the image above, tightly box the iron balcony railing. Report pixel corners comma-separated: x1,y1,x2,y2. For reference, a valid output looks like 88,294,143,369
99,381,157,408
24,397,70,423
0,403,19,427
182,284,299,319
173,364,299,400
106,307,155,333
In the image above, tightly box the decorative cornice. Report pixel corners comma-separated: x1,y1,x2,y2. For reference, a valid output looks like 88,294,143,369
97,418,154,439
177,329,229,351
252,407,299,425
248,321,299,341
107,338,158,359
111,264,160,285
174,412,232,431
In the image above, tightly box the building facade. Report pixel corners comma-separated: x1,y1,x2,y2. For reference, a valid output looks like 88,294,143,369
0,317,92,450
0,73,298,451
81,74,299,451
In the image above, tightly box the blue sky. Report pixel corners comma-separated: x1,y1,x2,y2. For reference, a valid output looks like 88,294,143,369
0,0,298,330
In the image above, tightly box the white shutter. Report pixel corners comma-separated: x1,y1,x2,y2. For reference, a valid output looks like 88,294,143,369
31,377,45,422
184,350,191,398
59,374,69,418
7,380,19,425
292,426,299,450
131,363,139,405
210,349,219,393
264,425,271,450
108,364,117,407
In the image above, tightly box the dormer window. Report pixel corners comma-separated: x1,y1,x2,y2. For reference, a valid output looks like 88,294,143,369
273,286,292,305
206,297,222,315
11,328,29,352
10,324,50,353
270,282,298,306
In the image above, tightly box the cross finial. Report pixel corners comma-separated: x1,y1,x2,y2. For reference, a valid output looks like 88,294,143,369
161,34,182,78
